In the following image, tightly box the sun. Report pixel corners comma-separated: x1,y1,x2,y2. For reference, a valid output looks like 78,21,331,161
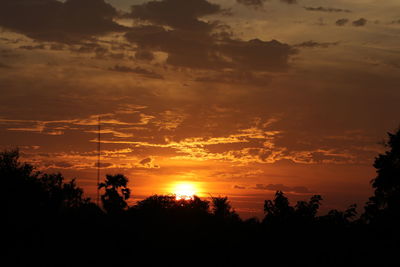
173,182,197,200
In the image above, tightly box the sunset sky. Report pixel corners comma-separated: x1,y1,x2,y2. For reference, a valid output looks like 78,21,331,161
1,0,399,218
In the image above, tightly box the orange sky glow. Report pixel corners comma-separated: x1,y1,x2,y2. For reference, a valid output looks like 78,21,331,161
1,0,400,218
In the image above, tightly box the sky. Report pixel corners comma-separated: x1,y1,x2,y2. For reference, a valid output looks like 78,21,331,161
0,0,399,218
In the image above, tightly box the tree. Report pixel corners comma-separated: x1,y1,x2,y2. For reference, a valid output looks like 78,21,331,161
320,204,357,226
364,128,400,223
211,196,240,221
263,191,322,225
294,194,322,222
263,191,294,224
40,173,90,211
1,148,91,232
0,149,35,180
135,194,176,211
99,174,130,214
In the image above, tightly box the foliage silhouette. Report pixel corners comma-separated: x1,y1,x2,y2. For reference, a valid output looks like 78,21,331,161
211,195,240,222
364,128,400,224
320,204,357,226
263,190,294,224
99,174,130,214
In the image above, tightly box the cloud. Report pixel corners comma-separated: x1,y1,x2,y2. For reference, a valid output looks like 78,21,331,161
304,6,351,13
94,162,113,168
0,62,11,68
125,0,296,71
129,0,221,32
109,65,164,79
6,121,64,136
153,110,187,131
85,129,134,138
335,18,349,26
253,183,311,193
280,0,297,4
353,18,367,27
19,44,46,50
125,26,295,71
45,161,74,168
0,0,127,43
195,71,271,86
218,38,295,71
0,49,19,59
236,0,267,8
233,185,246,189
294,41,339,49
138,157,160,168
135,50,155,61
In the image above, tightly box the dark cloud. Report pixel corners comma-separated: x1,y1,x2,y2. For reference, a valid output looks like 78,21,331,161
236,0,267,8
44,161,74,168
280,0,297,4
125,25,220,69
195,71,271,86
233,185,246,189
294,41,339,49
310,151,349,164
0,0,127,43
0,49,20,59
335,18,349,26
70,42,111,59
219,38,295,71
125,0,295,71
109,65,164,79
0,37,22,44
19,44,46,50
68,42,127,59
138,157,160,168
94,162,113,168
139,158,152,165
125,26,295,71
353,18,367,27
254,183,311,193
49,44,65,51
0,62,11,68
135,50,155,61
129,0,221,32
304,6,351,13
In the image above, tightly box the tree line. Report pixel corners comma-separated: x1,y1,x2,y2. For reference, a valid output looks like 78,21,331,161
3,128,400,266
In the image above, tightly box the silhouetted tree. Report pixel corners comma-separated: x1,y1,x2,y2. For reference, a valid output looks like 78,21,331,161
364,128,400,224
40,173,90,211
263,191,323,226
135,194,176,211
2,149,89,220
320,204,357,226
99,174,130,214
0,148,36,180
211,196,240,221
182,195,210,213
295,194,322,222
134,194,210,214
263,191,294,225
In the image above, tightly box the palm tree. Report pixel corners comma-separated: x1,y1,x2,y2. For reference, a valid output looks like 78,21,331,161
98,174,130,214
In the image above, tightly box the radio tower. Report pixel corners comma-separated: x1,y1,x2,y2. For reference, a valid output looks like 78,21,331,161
97,116,101,206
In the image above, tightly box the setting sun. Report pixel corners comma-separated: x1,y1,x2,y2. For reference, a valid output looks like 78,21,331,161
173,182,197,200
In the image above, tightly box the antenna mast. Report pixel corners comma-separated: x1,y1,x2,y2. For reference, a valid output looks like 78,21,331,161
97,116,101,206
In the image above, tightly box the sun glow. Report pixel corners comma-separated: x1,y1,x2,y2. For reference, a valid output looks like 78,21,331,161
173,182,197,200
